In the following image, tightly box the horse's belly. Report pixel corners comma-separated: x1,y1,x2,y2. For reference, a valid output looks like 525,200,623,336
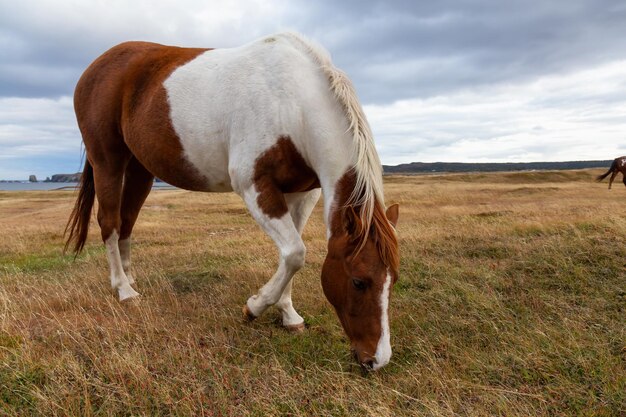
177,140,233,192
126,133,232,193
160,144,232,192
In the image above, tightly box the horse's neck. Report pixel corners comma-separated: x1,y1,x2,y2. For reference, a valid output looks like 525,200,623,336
300,93,358,240
320,167,358,240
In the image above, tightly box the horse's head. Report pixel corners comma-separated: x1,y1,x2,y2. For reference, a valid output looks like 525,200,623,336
322,203,399,370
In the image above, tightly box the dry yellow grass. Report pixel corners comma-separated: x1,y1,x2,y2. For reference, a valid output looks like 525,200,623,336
0,169,624,416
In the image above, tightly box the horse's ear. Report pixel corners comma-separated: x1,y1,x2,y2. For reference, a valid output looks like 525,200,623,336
343,206,362,237
386,204,399,228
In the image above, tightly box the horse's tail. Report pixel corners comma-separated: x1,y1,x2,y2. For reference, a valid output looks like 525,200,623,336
596,159,618,182
64,159,95,255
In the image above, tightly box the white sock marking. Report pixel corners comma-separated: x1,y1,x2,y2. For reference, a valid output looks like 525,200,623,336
105,231,139,301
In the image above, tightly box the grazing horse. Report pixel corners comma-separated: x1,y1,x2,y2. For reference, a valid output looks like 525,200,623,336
65,33,400,370
596,156,626,189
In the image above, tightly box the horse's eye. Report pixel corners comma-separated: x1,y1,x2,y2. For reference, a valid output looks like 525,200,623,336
352,278,367,291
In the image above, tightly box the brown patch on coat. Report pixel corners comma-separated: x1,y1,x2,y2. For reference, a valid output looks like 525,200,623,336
119,156,154,240
253,135,321,218
74,41,213,191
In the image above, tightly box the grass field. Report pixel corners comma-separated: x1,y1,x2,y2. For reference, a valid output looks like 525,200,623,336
0,169,624,416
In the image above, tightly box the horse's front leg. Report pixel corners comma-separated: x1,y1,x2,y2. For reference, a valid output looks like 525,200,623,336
240,186,308,330
272,190,321,331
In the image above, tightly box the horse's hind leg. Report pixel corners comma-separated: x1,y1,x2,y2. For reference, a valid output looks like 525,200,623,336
92,154,139,301
608,170,618,189
119,157,154,284
275,190,321,331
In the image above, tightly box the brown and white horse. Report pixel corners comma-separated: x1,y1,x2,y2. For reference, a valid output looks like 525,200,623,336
596,156,626,189
65,33,400,370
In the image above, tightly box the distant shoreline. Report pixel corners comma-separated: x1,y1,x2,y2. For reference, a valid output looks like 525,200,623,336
2,160,613,184
0,182,176,191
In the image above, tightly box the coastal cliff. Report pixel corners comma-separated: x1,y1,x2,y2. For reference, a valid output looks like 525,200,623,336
45,173,81,182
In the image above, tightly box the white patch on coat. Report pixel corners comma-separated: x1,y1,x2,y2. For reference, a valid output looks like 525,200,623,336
373,271,392,370
163,33,354,196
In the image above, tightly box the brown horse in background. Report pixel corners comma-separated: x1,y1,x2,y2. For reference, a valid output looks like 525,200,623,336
596,156,626,189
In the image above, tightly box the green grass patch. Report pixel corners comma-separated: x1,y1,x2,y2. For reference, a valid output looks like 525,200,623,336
0,245,105,274
0,360,47,413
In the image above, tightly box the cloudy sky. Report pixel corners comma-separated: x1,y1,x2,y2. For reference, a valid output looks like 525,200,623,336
1,0,625,179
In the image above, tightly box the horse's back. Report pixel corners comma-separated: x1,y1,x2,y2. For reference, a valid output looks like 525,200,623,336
164,34,346,191
75,41,201,120
75,42,215,190
74,34,344,192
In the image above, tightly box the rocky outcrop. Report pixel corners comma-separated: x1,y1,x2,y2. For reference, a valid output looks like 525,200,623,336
29,175,37,182
46,173,82,182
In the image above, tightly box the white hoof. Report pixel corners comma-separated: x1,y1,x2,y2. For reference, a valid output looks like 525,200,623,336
126,273,135,285
278,305,304,330
118,284,140,301
245,295,265,318
284,321,305,333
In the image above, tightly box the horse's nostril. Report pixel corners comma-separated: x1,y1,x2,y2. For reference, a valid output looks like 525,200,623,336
352,347,377,371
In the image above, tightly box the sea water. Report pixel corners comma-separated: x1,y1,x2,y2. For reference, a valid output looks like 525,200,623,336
0,182,175,191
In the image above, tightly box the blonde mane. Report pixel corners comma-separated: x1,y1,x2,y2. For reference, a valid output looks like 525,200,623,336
282,32,398,270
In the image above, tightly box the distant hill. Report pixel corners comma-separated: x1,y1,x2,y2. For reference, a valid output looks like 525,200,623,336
15,160,613,183
383,160,613,174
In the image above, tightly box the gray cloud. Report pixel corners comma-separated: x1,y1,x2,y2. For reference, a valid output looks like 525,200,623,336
2,0,626,103
315,0,626,102
1,0,625,179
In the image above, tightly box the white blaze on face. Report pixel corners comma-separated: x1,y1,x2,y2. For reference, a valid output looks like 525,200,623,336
373,271,392,370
